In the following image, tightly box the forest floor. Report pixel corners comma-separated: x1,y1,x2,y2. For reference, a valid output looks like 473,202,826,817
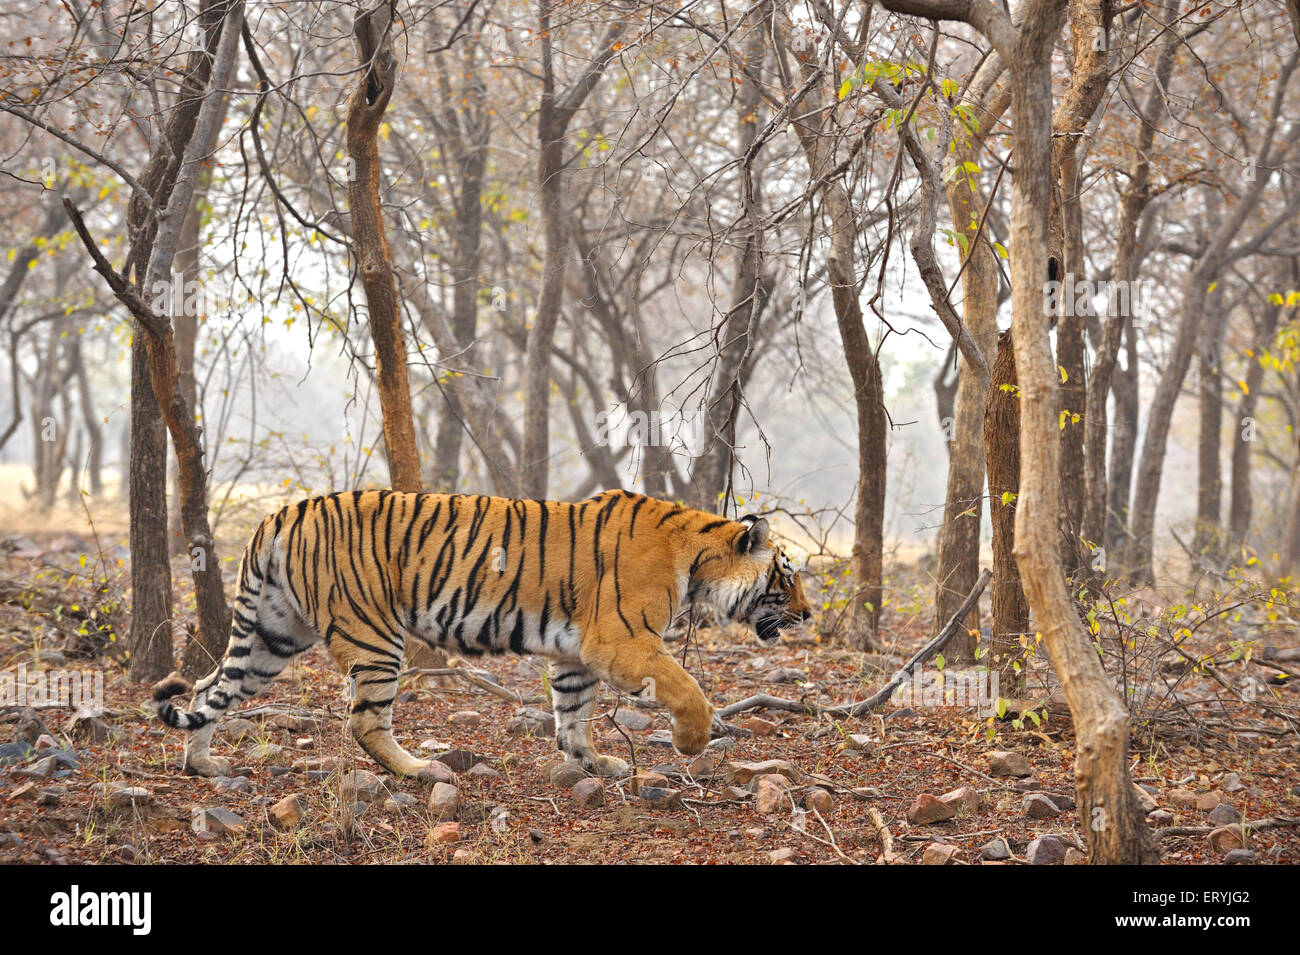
1,528,1298,865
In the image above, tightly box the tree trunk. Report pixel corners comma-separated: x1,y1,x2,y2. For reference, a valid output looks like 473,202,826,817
68,323,103,497
429,95,490,492
984,330,1028,694
31,322,68,511
169,141,215,555
127,329,174,682
1106,321,1140,559
1081,0,1177,576
689,11,767,512
780,15,884,644
71,0,243,681
1229,299,1281,547
345,2,422,493
1193,287,1228,555
1285,433,1300,575
1050,0,1112,577
519,5,621,498
830,255,886,645
935,106,1002,656
1003,0,1158,863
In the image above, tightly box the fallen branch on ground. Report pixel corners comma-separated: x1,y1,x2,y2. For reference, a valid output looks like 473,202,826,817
866,805,895,863
718,569,993,721
1155,815,1300,840
399,666,527,705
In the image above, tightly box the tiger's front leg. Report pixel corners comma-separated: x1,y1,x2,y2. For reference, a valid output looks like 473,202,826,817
581,629,714,759
548,660,629,777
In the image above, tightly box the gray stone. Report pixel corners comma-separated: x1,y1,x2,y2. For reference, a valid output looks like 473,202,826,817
987,751,1032,778
1026,834,1067,865
211,775,252,794
980,838,1011,861
764,667,807,684
726,759,802,785
571,778,606,808
106,786,152,811
191,806,246,836
66,711,111,742
923,843,959,865
428,782,460,821
1219,772,1245,792
613,709,653,731
908,793,958,825
340,769,387,803
1023,793,1061,819
1132,784,1159,813
436,749,482,773
268,794,305,830
639,786,683,809
507,707,555,738
549,761,589,788
1208,802,1243,826
938,786,980,814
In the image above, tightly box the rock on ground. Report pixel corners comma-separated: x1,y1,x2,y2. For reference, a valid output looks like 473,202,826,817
923,843,959,865
987,751,1032,778
428,783,460,821
907,793,957,825
1025,834,1067,865
268,794,305,830
571,778,605,808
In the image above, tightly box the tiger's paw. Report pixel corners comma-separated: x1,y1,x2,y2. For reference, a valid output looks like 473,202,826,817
584,754,630,778
183,754,232,778
672,708,713,757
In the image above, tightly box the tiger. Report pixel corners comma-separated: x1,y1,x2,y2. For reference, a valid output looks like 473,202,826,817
154,488,812,780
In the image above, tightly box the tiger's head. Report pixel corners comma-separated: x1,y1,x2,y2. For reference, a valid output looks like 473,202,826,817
720,515,812,646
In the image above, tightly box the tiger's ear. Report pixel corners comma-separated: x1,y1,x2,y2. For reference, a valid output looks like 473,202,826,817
737,516,769,554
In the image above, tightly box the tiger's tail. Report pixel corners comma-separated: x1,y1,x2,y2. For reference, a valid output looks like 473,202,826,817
152,516,289,732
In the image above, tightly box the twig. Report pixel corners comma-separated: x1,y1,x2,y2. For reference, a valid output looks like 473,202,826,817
866,805,895,863
399,667,525,704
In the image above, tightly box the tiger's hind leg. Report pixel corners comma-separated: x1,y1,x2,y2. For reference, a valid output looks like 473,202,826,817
174,589,319,776
549,660,628,777
329,625,435,780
